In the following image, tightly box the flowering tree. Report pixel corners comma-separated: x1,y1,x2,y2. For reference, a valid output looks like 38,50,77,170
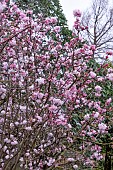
0,1,113,170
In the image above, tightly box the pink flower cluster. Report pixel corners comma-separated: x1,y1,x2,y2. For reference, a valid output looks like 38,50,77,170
73,9,82,17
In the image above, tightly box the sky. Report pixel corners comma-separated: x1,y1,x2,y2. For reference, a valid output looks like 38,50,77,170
60,0,92,29
60,0,113,29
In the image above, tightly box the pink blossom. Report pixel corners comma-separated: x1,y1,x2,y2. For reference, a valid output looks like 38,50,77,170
55,114,67,126
37,92,44,99
2,62,8,69
92,152,103,160
25,152,30,157
90,71,96,78
105,98,112,105
4,138,11,143
25,126,32,131
35,115,42,122
73,164,78,169
67,158,75,162
93,112,99,118
10,4,16,11
51,17,57,23
49,105,58,113
73,9,81,17
23,47,27,51
3,146,7,151
93,102,101,110
98,123,107,133
84,114,90,120
32,92,38,100
106,51,113,55
0,2,6,13
108,68,113,73
90,45,96,51
53,26,60,33
95,92,101,97
95,85,102,92
20,105,26,112
45,17,52,24
97,76,104,82
45,158,55,166
36,78,45,85
0,86,6,94
11,141,18,145
10,39,16,46
88,101,94,108
1,110,5,115
5,155,9,159
26,10,33,15
106,73,113,81
22,120,27,125
52,98,63,105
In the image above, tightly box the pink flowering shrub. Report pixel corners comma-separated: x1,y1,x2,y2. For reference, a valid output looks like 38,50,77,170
0,2,113,170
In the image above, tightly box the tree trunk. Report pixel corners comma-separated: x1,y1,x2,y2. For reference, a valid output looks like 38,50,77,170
104,145,111,170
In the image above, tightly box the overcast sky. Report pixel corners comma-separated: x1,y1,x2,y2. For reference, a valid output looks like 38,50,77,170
60,0,113,29
60,0,91,29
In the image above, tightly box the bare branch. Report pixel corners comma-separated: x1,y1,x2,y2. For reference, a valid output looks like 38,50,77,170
81,0,113,60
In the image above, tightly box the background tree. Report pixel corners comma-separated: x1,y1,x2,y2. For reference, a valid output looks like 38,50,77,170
81,0,113,61
14,0,72,43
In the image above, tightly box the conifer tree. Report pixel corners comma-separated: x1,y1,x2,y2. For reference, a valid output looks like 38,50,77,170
14,0,72,42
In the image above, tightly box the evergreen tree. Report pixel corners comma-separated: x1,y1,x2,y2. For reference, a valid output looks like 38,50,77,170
14,0,72,42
